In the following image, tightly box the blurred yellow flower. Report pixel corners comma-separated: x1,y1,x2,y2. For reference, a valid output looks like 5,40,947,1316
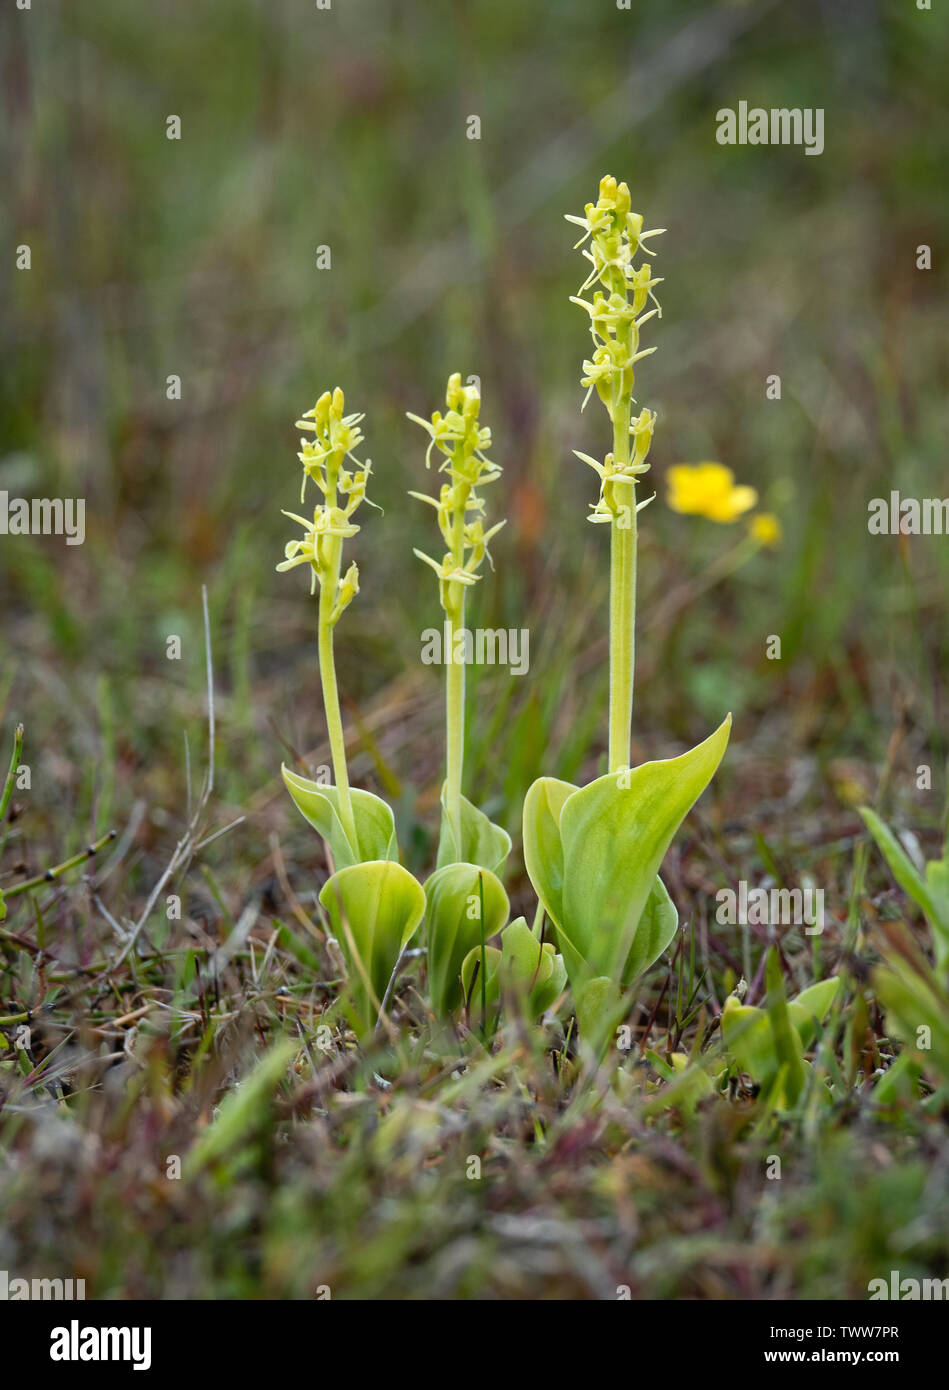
749,512,782,547
666,463,757,522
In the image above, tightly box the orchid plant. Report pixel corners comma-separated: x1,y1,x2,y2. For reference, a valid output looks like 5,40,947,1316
407,375,565,1027
276,177,783,1054
277,390,424,1039
523,176,731,1044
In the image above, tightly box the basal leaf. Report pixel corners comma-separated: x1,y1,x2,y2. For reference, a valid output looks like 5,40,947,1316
499,917,566,1016
461,944,502,1029
722,957,829,1105
574,975,626,1052
721,996,775,1081
522,776,577,929
622,874,678,985
462,918,567,1029
424,862,509,1017
319,859,425,1038
788,976,840,1048
283,765,398,867
559,715,731,984
437,786,511,874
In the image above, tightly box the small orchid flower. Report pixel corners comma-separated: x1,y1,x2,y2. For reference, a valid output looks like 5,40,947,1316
276,388,376,853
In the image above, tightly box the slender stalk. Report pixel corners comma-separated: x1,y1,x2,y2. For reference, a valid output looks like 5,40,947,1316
445,585,466,840
444,470,471,840
609,408,636,774
317,533,358,852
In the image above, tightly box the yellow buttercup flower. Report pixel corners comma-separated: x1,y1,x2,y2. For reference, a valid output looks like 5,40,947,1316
749,512,782,547
666,463,757,523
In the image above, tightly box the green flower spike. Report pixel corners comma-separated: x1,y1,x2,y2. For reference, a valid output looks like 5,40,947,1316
277,388,377,857
566,175,665,773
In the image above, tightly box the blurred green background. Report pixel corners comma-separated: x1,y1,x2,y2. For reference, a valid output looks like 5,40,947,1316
2,0,947,881
3,0,949,1306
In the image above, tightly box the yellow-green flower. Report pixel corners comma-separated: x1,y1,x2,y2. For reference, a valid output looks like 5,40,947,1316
407,374,504,605
666,463,758,523
277,388,373,598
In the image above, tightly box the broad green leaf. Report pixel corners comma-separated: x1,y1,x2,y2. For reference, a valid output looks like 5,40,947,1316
722,955,822,1106
461,944,502,1028
559,716,731,984
508,923,567,1018
721,996,775,1080
499,916,550,983
622,875,678,985
539,948,568,1015
437,787,511,873
424,862,509,1017
462,917,567,1024
522,776,577,928
525,782,680,986
574,975,626,1053
788,976,840,1048
283,765,398,868
319,860,425,1038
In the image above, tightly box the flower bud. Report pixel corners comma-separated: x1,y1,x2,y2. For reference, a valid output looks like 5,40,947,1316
446,373,464,411
330,562,360,623
314,391,332,434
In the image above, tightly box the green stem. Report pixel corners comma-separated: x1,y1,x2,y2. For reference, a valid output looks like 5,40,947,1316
445,585,466,841
444,471,471,842
317,535,358,854
608,408,636,774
